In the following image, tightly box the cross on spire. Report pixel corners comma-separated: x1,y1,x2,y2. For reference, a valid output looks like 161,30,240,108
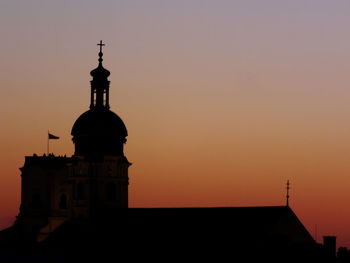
286,180,290,207
98,40,105,53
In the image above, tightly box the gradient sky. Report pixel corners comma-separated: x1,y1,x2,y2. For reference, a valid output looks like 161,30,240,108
1,0,350,247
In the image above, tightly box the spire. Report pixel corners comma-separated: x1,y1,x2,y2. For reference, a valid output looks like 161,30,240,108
286,180,290,207
90,40,110,110
90,40,110,79
97,40,105,64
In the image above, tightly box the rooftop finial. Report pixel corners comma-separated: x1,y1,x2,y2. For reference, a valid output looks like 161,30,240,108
98,40,105,53
97,40,105,64
286,180,290,207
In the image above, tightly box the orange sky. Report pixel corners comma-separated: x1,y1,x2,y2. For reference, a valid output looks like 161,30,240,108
2,0,350,248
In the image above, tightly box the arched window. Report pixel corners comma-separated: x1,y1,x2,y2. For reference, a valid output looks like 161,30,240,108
59,194,68,209
106,182,116,201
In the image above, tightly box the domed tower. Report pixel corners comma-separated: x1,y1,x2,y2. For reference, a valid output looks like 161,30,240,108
70,41,130,217
71,41,127,159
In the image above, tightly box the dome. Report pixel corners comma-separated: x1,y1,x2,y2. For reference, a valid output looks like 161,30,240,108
71,109,128,157
71,41,128,158
72,109,127,137
90,62,110,79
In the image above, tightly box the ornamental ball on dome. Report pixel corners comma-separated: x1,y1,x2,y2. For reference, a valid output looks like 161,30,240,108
90,51,111,79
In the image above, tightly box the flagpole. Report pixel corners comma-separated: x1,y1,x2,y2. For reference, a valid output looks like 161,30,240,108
47,132,59,155
47,131,49,155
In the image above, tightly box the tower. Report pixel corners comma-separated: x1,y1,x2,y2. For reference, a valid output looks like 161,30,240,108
71,41,128,158
70,41,130,218
17,42,130,238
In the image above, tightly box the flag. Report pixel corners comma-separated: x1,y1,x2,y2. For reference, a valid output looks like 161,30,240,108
48,133,59,140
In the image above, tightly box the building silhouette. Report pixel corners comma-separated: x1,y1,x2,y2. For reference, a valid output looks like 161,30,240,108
0,42,334,262
16,42,130,240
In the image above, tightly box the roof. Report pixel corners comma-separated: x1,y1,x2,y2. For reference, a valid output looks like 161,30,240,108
122,206,315,245
21,155,73,169
46,206,315,247
71,109,127,137
1,206,320,261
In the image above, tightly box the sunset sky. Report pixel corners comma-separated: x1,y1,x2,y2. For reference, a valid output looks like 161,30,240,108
1,0,350,247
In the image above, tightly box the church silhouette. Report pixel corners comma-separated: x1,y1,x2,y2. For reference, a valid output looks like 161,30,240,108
0,42,334,262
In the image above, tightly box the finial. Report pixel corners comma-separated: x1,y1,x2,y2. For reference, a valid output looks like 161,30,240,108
286,180,290,207
97,40,105,63
90,40,110,79
98,40,105,53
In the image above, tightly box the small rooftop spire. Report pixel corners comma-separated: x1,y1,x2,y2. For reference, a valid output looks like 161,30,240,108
286,180,290,207
97,40,105,64
90,40,111,110
90,40,110,79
